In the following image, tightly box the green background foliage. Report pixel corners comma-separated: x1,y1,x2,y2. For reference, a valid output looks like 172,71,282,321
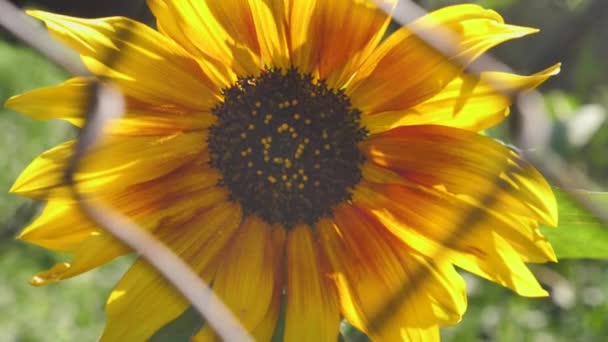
1,0,607,341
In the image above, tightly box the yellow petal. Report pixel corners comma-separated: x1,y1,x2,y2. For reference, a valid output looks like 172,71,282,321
347,4,538,114
194,219,286,340
284,225,340,341
248,0,290,68
101,202,242,341
287,0,394,86
353,181,550,297
4,77,90,126
392,248,467,327
360,125,557,226
5,77,216,135
18,201,97,253
11,132,205,200
250,227,286,341
318,206,461,341
360,162,556,264
20,162,222,253
27,186,229,286
323,0,397,88
147,0,260,85
30,232,129,287
195,216,282,338
363,63,561,133
27,10,220,110
101,259,191,342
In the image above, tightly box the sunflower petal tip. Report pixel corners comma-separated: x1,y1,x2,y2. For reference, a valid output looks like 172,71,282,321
507,24,539,38
24,9,45,19
548,62,562,75
8,181,22,195
4,94,32,117
9,176,32,196
3,94,18,109
16,229,29,241
29,262,71,286
544,188,559,228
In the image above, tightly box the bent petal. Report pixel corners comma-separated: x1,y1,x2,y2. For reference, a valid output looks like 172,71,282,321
27,11,220,110
348,4,538,114
5,77,216,135
101,202,242,341
363,64,561,134
30,232,129,287
353,181,550,297
360,125,557,226
284,225,340,342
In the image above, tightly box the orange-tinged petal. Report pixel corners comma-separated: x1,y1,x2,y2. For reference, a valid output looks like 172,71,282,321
360,125,557,227
318,206,450,341
11,132,205,200
249,227,286,341
360,162,556,264
147,0,260,85
248,0,290,68
287,0,394,86
101,202,242,342
195,216,283,338
27,11,220,110
284,225,340,341
20,161,222,253
284,0,317,74
353,181,550,297
347,4,538,114
193,220,285,342
27,186,228,286
363,63,561,133
5,77,216,135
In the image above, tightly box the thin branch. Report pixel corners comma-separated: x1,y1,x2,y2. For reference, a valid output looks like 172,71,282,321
65,81,254,342
0,0,89,76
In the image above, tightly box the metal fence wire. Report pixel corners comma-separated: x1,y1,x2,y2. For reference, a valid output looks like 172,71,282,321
0,0,607,341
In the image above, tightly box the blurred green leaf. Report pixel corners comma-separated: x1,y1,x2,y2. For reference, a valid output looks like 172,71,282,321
541,189,608,259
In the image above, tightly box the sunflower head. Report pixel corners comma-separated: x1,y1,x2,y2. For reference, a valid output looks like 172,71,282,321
209,67,367,227
6,1,559,341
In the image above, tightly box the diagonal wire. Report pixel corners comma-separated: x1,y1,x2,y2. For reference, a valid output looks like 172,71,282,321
0,0,89,76
378,0,608,224
358,0,607,338
2,0,606,340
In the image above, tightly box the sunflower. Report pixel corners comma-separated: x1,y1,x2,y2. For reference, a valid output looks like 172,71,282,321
6,1,560,341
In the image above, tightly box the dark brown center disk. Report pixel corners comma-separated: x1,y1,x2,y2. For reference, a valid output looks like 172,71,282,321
208,68,367,228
